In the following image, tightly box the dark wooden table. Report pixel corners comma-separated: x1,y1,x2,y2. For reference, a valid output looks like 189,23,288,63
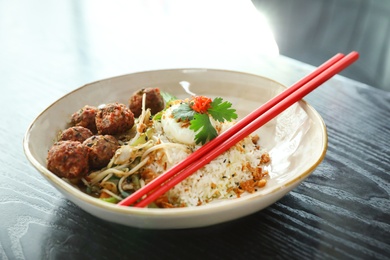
1,1,389,259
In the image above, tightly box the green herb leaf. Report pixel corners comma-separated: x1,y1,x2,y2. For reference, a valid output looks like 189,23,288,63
172,103,196,121
208,97,238,122
100,197,119,204
161,91,177,105
189,113,218,145
153,111,163,121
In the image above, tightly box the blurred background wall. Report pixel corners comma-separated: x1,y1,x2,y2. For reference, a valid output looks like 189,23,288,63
252,0,390,91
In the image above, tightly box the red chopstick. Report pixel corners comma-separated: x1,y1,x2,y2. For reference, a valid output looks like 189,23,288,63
118,51,359,208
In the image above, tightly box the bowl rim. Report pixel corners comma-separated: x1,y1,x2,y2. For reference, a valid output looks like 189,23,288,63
23,68,328,217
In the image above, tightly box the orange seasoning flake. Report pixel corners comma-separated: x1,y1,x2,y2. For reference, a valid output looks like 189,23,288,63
240,179,256,193
190,96,212,114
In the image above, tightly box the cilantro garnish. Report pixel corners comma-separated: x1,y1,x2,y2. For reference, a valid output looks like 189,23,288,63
161,91,177,105
208,97,238,122
190,114,218,145
173,103,196,121
172,96,237,145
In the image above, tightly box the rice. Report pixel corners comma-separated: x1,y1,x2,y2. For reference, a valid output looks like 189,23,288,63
144,121,270,207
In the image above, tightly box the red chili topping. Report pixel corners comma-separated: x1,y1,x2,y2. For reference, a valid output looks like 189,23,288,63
190,96,212,114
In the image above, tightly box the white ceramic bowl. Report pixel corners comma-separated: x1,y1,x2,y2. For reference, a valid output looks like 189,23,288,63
23,69,327,229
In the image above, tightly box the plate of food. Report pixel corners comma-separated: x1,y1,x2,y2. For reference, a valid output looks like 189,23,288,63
23,68,327,229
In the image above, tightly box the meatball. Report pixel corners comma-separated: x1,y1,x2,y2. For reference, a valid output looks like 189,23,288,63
59,126,93,142
95,103,134,135
83,135,119,169
129,88,164,117
71,105,98,133
47,141,90,179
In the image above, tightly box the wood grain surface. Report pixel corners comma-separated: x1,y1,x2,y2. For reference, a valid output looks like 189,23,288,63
0,1,389,259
